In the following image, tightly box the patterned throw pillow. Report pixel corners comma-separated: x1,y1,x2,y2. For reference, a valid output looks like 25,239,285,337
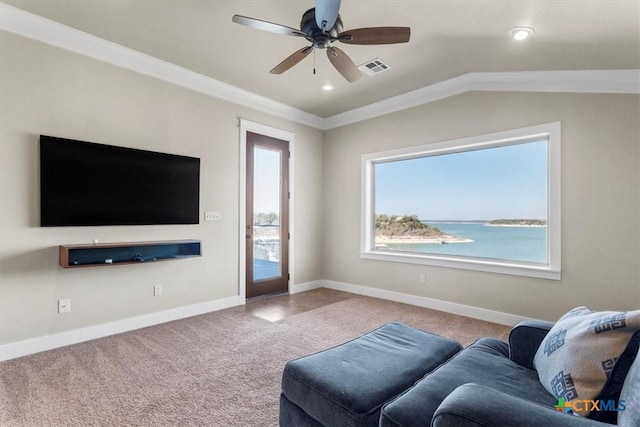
533,306,640,416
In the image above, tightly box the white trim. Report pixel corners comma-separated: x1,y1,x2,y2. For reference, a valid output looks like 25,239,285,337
1,3,638,131
360,252,560,280
0,295,244,361
0,2,323,130
239,120,297,144
238,119,296,300
0,279,531,361
289,280,324,294
467,70,640,94
323,70,640,129
326,74,473,129
361,122,561,280
239,122,248,300
547,122,562,278
322,280,533,326
289,138,296,291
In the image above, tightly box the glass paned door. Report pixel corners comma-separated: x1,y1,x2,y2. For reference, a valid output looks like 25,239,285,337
246,132,289,298
253,147,281,281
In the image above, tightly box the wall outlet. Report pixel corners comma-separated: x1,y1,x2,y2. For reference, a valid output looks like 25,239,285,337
204,211,221,221
419,273,427,284
58,298,71,314
154,285,162,296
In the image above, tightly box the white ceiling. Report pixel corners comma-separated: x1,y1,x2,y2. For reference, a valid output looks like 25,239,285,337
3,0,640,117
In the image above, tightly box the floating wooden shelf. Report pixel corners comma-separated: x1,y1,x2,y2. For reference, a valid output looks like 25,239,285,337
59,240,201,268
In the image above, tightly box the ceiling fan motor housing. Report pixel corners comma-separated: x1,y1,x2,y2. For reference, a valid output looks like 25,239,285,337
301,8,343,49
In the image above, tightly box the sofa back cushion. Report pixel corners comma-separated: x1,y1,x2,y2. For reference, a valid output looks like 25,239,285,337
533,307,640,417
618,349,640,427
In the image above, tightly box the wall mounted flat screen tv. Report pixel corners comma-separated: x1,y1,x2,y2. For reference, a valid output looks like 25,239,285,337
40,135,200,226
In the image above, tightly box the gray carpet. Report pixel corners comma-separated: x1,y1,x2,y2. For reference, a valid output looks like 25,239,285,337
0,290,509,426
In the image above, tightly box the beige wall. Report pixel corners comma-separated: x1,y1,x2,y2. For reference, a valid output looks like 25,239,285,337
323,91,640,321
2,30,639,348
0,33,324,345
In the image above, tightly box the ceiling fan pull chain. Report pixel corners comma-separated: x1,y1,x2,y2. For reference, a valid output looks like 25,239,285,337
313,48,316,75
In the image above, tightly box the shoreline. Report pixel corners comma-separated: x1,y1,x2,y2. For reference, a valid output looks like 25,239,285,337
375,235,474,245
484,224,546,228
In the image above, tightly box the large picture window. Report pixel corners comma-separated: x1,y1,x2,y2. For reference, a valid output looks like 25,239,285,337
361,123,561,279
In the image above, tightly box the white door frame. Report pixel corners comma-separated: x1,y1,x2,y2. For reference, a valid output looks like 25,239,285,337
238,118,296,300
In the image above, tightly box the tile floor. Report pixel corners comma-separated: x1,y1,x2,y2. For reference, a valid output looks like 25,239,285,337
245,288,354,322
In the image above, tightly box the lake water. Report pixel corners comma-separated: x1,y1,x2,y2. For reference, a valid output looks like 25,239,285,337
381,221,547,264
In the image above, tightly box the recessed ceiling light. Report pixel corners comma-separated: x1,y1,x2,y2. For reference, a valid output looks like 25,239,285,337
322,83,335,92
510,27,535,41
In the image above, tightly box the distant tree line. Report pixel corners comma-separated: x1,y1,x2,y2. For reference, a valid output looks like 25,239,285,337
254,212,279,225
375,214,444,237
489,219,547,226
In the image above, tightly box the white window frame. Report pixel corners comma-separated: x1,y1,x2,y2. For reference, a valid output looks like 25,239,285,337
361,122,561,280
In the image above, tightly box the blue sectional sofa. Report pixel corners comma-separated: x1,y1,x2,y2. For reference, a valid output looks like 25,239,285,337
280,319,640,427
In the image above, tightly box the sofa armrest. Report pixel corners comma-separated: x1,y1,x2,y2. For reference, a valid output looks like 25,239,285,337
432,384,606,427
509,320,554,369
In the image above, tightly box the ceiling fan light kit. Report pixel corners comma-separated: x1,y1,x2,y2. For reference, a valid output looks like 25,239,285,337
232,0,410,83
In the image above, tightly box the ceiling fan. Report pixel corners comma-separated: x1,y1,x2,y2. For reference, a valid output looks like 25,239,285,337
232,0,411,83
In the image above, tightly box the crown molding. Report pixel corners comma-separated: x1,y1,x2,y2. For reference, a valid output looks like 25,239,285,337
2,2,639,131
322,69,640,129
0,2,324,129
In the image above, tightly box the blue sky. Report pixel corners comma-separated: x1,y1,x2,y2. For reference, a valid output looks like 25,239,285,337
253,146,281,214
374,140,548,220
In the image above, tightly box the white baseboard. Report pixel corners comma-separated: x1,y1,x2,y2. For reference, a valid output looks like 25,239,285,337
0,280,531,361
289,280,323,294
0,295,244,362
322,280,532,326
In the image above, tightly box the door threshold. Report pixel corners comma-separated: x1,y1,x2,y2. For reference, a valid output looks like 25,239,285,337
246,291,289,302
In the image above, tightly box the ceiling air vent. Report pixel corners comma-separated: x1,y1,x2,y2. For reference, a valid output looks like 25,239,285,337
358,58,391,76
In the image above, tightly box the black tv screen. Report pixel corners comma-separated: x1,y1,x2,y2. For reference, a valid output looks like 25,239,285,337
40,136,200,226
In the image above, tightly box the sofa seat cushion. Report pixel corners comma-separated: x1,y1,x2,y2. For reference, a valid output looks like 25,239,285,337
380,337,556,427
280,322,462,427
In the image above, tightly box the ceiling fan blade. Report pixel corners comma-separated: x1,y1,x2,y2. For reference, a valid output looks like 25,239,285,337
232,15,307,38
338,27,411,45
315,0,341,31
326,47,361,83
270,46,314,74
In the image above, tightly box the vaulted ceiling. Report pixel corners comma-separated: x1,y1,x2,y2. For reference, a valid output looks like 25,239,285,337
3,1,640,117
